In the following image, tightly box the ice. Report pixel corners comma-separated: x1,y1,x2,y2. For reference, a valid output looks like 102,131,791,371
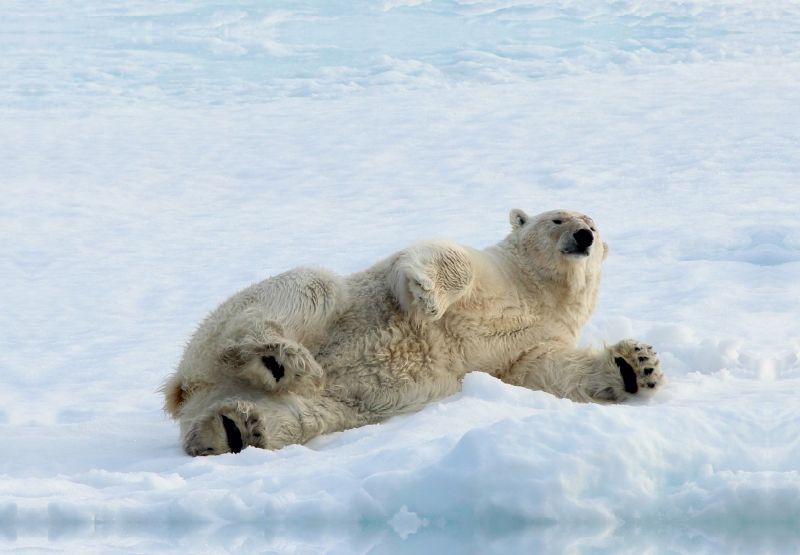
388,506,428,539
2,0,800,552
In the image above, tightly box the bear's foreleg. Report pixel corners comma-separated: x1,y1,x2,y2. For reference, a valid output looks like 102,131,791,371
388,240,475,321
510,339,665,403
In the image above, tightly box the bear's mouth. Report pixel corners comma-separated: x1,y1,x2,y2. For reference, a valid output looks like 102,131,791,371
561,246,591,256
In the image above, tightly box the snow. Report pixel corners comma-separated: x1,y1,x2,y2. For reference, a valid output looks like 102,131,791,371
1,0,799,552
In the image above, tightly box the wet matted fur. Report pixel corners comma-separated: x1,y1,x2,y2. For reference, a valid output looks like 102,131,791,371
161,208,665,456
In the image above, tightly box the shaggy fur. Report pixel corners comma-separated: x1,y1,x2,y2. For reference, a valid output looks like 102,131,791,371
162,209,665,456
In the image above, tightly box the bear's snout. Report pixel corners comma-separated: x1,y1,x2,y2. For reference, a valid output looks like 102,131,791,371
573,229,594,250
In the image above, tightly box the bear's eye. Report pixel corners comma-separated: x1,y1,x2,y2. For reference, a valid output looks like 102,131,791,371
552,219,562,225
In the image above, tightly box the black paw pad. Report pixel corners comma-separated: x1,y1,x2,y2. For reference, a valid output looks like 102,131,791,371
615,357,639,394
221,415,243,454
261,355,285,382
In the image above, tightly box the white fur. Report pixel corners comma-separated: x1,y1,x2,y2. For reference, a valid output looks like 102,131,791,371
162,209,665,456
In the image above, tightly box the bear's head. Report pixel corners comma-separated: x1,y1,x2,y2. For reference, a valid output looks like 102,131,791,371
509,208,609,283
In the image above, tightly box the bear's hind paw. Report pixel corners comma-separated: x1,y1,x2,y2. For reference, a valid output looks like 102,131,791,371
183,403,251,456
223,337,324,396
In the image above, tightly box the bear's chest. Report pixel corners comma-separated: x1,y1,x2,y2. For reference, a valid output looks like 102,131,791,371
438,300,545,372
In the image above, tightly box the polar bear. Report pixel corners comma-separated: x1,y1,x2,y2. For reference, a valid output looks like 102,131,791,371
162,209,665,456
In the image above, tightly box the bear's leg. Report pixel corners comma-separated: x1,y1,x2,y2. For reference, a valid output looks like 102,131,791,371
388,241,475,321
182,393,368,456
216,266,351,396
220,321,325,396
510,339,665,403
595,339,665,401
163,267,349,423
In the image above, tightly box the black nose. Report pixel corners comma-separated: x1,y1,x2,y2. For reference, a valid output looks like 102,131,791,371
573,229,594,249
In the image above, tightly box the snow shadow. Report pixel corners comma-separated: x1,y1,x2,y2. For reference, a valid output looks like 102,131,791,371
681,230,800,267
2,520,799,554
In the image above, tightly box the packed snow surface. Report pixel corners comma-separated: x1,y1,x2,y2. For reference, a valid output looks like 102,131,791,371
2,0,800,553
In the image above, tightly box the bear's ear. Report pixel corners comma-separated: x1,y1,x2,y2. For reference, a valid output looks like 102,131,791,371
602,241,610,261
509,209,530,230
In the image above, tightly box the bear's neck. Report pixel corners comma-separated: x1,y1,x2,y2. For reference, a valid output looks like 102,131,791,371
488,238,602,329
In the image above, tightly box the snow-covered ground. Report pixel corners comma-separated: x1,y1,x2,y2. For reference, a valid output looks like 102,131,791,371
2,0,800,553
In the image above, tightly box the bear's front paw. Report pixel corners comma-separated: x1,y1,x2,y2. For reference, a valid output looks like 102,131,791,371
407,274,444,320
610,339,665,398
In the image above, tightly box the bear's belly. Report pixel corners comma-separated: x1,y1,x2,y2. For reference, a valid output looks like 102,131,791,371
312,280,463,418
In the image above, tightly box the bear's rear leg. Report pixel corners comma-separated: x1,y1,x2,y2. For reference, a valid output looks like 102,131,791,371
182,401,251,456
221,325,324,396
182,400,297,456
182,395,356,455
